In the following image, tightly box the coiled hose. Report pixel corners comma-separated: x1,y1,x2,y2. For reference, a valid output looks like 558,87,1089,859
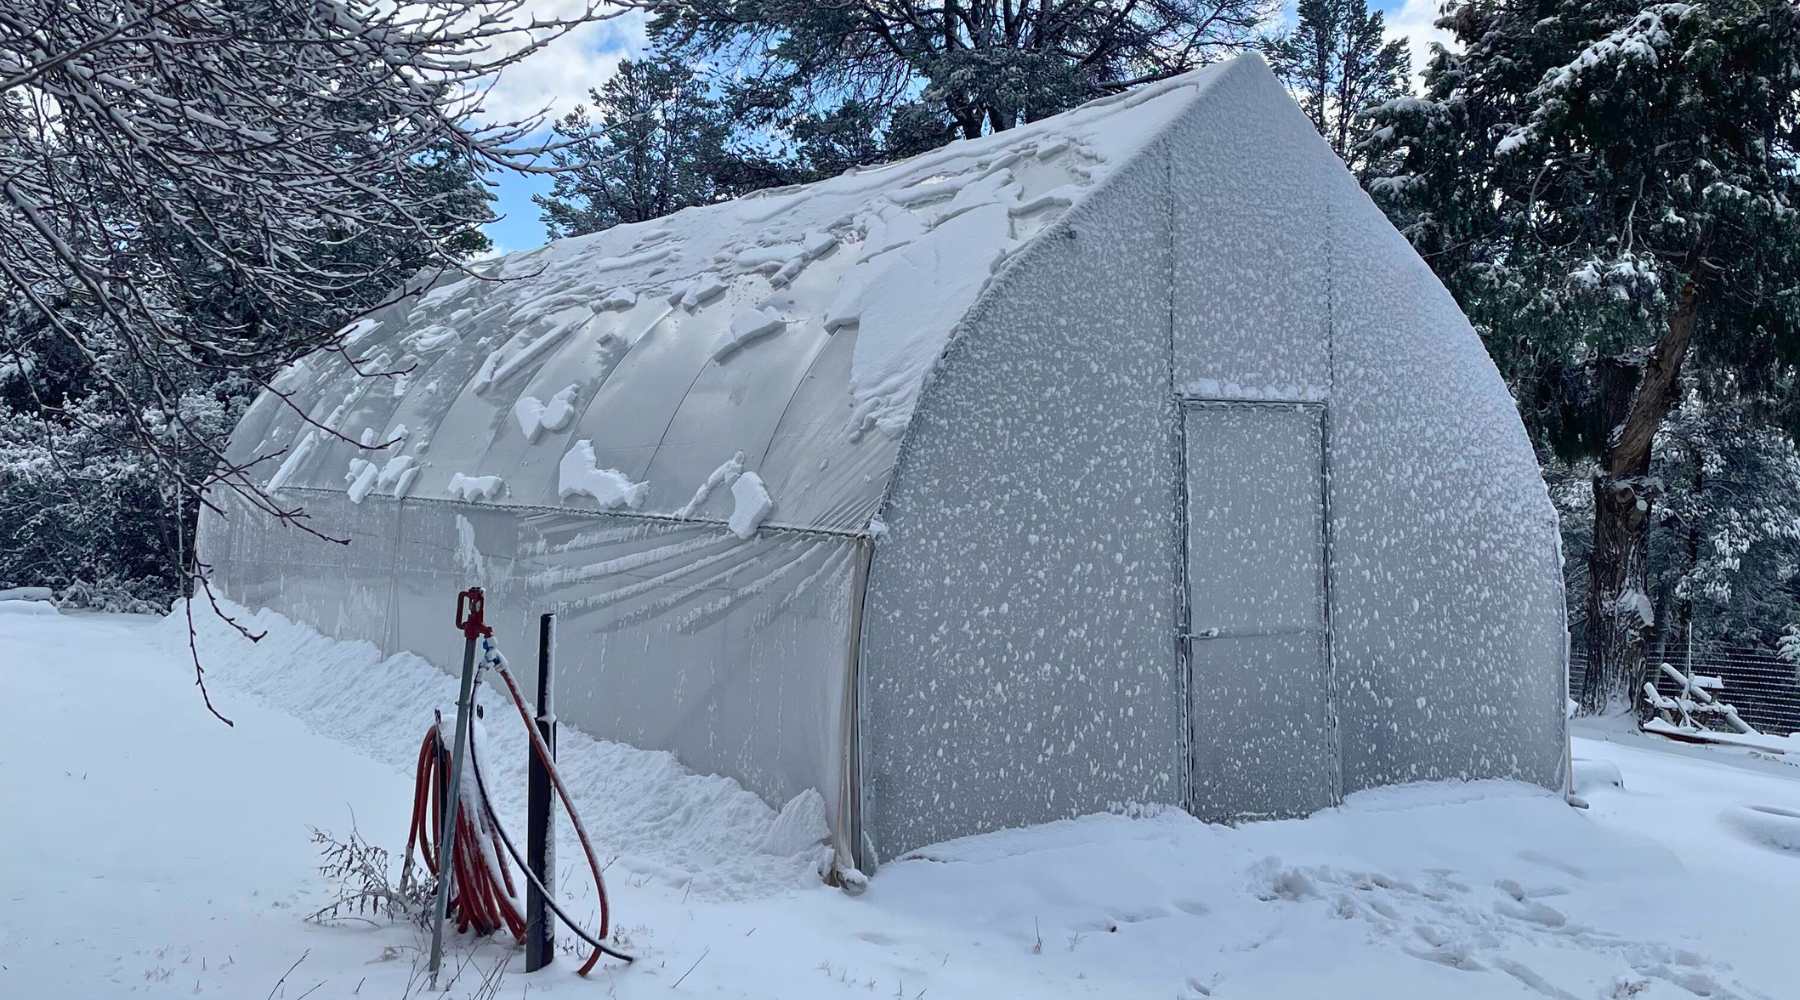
404,654,632,974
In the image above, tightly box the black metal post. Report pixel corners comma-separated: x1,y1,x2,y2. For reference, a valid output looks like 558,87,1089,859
525,612,557,972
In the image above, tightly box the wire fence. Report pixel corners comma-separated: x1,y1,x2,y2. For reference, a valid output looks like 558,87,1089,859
1569,647,1800,737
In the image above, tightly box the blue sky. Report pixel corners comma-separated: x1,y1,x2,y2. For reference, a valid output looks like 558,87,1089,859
481,0,1439,255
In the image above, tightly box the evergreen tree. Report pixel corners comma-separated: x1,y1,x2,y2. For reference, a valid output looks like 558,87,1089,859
535,56,975,239
1261,0,1411,169
646,0,1275,141
1647,386,1800,661
1364,0,1800,714
535,56,749,239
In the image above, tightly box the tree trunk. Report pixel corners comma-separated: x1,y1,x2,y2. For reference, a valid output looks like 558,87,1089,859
1578,282,1700,715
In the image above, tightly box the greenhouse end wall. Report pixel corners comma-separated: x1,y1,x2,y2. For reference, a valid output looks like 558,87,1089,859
198,489,863,851
1165,60,1569,798
861,56,1567,861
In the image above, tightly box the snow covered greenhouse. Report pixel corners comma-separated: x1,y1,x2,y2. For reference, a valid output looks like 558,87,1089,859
205,54,1570,871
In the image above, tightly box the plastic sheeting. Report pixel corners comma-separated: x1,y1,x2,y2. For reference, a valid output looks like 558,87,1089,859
201,488,862,838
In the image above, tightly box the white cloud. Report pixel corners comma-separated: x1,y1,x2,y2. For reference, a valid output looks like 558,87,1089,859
1385,0,1458,80
474,5,649,125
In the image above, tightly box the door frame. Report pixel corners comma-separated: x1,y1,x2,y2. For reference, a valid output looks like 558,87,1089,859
1174,396,1342,817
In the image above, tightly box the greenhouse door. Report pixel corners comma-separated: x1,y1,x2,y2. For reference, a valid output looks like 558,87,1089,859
1181,401,1336,821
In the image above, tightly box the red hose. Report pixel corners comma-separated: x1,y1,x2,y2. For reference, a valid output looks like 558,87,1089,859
406,684,628,974
406,718,524,941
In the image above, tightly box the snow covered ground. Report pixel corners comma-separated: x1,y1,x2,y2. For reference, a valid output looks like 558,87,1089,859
4,601,1798,999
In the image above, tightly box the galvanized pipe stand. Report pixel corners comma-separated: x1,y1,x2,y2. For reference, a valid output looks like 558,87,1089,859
428,587,491,988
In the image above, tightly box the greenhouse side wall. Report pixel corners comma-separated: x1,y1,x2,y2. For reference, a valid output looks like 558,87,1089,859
858,135,1185,863
199,489,862,846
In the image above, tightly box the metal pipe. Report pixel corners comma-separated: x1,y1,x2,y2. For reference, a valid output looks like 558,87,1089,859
427,627,482,986
526,612,557,972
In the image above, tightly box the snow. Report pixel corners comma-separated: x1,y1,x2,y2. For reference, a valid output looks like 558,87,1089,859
728,471,773,539
335,316,380,345
264,429,316,490
4,607,1799,999
713,306,787,361
344,457,379,503
847,203,1013,436
511,384,580,443
558,439,649,509
597,286,637,311
1540,4,1694,93
446,472,505,502
675,451,746,518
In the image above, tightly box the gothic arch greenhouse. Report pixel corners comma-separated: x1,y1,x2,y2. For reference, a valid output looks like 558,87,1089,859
204,54,1570,871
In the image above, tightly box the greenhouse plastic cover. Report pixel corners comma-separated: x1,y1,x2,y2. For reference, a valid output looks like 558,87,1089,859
208,55,1569,868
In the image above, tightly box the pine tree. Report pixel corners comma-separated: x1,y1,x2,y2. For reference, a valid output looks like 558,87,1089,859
647,1,1275,141
1364,0,1800,714
535,56,749,239
1647,385,1800,661
1261,0,1411,169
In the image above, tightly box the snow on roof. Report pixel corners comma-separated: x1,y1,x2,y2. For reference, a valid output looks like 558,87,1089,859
229,59,1235,534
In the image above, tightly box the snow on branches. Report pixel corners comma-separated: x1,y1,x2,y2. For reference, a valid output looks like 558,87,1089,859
0,0,621,720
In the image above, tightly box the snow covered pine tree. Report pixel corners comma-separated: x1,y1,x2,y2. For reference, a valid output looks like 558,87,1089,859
1363,0,1800,714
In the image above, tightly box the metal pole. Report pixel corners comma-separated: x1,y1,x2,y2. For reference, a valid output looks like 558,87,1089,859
526,612,557,972
429,591,487,988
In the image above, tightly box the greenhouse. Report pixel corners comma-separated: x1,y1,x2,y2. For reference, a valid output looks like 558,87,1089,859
204,53,1570,872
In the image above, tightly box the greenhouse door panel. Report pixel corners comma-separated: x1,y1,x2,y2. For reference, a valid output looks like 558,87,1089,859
1182,402,1336,821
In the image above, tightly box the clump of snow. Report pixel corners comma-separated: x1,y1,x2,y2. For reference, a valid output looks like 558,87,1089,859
728,471,773,539
676,451,746,518
538,384,580,432
1571,758,1624,795
375,455,417,498
512,384,581,443
596,286,637,311
265,430,316,491
344,458,379,504
674,277,729,311
0,586,52,602
446,472,505,502
1009,184,1080,216
0,598,56,615
714,307,787,361
476,321,582,393
335,317,380,345
559,440,648,509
